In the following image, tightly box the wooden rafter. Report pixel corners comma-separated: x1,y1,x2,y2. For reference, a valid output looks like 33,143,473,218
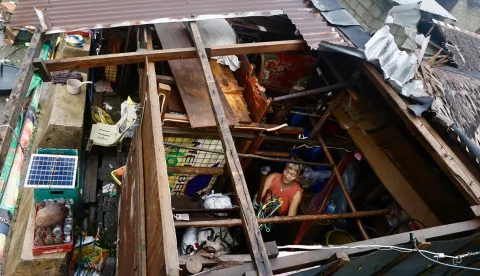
0,28,44,171
189,21,273,276
34,39,308,72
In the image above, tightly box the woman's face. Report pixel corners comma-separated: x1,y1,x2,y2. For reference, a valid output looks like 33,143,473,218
282,167,299,185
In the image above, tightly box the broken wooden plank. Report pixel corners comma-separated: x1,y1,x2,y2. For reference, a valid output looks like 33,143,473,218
0,28,43,171
189,21,272,276
236,55,270,123
210,60,251,123
155,22,238,128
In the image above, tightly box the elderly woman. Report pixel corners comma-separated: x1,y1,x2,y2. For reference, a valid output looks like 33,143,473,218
256,161,304,216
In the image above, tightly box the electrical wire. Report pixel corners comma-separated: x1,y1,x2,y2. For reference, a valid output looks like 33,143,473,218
277,244,461,261
278,241,480,271
412,234,480,272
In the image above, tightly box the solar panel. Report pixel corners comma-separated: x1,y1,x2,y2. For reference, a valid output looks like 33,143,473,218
24,154,78,189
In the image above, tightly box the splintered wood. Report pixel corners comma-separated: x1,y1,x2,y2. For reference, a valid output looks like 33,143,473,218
210,60,251,123
155,22,238,128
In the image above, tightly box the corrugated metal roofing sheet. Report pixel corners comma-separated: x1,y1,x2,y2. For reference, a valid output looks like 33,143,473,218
284,8,348,49
391,0,456,21
10,0,347,50
11,0,304,32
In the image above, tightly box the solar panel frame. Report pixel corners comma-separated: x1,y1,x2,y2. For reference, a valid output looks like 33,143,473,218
24,154,78,189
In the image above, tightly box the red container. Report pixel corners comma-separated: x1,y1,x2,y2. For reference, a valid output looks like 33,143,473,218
32,203,74,256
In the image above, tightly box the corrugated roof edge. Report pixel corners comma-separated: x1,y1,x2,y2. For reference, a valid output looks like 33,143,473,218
307,0,370,49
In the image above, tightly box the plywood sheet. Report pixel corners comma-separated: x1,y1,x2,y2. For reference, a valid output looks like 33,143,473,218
210,60,251,123
236,55,270,122
155,23,238,128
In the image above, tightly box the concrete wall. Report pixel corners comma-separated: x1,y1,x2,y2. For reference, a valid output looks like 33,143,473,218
339,0,408,45
448,0,480,32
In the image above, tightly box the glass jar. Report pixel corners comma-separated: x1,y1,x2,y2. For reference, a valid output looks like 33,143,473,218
34,236,43,246
54,197,65,205
54,235,63,244
63,224,72,236
46,199,54,205
65,217,73,226
53,226,62,236
45,234,53,245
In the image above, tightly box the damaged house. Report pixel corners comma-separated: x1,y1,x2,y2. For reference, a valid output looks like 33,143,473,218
0,0,480,275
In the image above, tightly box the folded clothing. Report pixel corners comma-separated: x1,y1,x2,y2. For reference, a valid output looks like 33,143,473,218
52,70,83,84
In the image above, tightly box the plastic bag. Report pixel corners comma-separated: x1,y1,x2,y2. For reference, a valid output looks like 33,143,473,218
202,192,233,217
120,97,139,138
198,227,237,255
91,107,114,125
180,227,199,255
69,245,109,274
299,166,332,191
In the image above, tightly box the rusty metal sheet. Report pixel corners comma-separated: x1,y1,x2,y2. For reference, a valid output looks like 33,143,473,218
11,0,304,33
284,8,347,49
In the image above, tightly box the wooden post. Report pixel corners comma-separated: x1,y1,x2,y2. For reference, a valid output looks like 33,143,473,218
0,28,44,171
241,133,265,169
189,22,272,276
142,30,179,275
318,135,369,240
33,58,52,82
308,94,344,139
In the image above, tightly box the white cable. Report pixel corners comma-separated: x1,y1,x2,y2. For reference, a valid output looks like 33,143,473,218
414,240,480,271
277,244,460,260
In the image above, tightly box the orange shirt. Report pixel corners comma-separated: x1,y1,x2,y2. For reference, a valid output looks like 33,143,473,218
266,173,303,216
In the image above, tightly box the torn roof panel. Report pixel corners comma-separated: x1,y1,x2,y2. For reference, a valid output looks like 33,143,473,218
10,0,307,32
391,0,457,21
284,7,348,49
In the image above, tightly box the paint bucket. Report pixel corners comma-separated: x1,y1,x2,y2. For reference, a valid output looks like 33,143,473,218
66,79,91,95
325,229,356,245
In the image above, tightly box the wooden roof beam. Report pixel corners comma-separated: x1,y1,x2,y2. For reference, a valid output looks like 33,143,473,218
35,39,309,72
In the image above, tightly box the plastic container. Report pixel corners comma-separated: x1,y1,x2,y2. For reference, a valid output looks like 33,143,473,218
32,203,74,256
111,166,125,185
34,149,79,208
